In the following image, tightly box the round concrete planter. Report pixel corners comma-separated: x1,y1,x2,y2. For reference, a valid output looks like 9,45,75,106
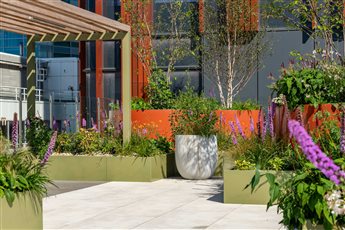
175,135,217,179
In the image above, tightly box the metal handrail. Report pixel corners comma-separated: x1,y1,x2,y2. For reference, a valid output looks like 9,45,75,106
0,86,79,102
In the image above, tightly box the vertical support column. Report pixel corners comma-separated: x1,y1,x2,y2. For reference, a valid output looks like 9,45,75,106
122,32,132,143
26,35,39,118
95,0,103,126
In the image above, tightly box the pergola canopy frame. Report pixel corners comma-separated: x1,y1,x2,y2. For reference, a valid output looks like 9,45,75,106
0,0,132,142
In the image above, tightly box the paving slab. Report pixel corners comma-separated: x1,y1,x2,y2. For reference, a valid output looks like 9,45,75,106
44,178,283,229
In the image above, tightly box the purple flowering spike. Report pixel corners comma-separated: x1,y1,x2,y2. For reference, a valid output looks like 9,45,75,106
25,118,30,128
229,121,236,135
53,119,58,131
341,112,345,154
142,128,148,135
235,115,246,139
288,120,345,185
41,131,58,166
12,118,18,152
262,113,267,140
257,107,262,139
231,134,238,145
271,102,276,118
208,111,214,123
82,118,87,128
250,117,255,133
268,105,274,137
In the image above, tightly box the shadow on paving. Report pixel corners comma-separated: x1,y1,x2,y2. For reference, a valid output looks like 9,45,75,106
46,181,106,197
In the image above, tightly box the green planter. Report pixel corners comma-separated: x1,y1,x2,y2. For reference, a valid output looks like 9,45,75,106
45,154,177,182
223,169,289,204
0,193,42,229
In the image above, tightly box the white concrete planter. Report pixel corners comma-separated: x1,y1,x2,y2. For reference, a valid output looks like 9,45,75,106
175,135,218,179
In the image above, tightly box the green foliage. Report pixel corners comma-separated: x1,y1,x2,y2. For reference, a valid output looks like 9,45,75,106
229,100,260,110
0,141,51,207
26,117,52,159
273,67,345,109
151,136,173,154
145,69,174,109
169,89,219,136
55,130,173,157
246,112,345,229
234,160,256,170
131,97,153,110
121,134,167,157
232,137,302,171
250,164,345,229
264,0,344,62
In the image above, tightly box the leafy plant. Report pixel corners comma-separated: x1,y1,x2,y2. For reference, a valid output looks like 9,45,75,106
221,100,260,110
131,97,153,110
145,69,174,109
272,59,345,110
26,117,52,159
170,89,219,136
0,140,51,207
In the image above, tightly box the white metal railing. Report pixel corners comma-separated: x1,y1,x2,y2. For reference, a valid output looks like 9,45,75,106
0,86,79,102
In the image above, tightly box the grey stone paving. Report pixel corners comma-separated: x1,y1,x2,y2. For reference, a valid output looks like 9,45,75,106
44,179,283,229
46,181,105,197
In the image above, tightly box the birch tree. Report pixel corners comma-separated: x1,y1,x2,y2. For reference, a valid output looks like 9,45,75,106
265,0,345,64
203,0,267,108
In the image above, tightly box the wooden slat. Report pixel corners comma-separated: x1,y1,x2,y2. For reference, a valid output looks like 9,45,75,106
2,0,104,34
35,0,130,32
0,25,35,35
0,24,44,35
25,0,118,33
0,17,58,35
0,11,80,34
0,4,94,34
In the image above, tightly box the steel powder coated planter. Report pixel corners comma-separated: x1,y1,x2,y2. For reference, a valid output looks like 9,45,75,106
223,169,290,204
46,154,177,182
0,193,42,229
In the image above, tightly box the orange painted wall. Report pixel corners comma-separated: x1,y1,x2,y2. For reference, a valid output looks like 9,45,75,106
131,110,260,139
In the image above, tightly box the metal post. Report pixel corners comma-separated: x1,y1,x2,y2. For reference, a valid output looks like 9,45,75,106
6,121,10,139
97,97,101,131
121,32,132,144
75,95,79,132
26,35,40,118
18,92,23,146
49,93,53,129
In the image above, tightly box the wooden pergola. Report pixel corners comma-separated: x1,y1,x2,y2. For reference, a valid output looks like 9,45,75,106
0,0,132,142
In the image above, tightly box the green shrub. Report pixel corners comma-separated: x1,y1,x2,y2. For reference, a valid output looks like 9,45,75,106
26,117,52,159
0,140,51,206
131,97,153,110
273,66,345,109
170,89,219,136
145,69,174,109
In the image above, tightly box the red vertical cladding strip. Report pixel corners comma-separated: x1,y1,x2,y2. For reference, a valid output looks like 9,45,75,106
251,0,259,31
198,0,204,33
78,0,86,122
95,0,103,100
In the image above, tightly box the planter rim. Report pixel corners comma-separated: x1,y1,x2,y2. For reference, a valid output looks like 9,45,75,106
175,134,217,137
51,154,169,158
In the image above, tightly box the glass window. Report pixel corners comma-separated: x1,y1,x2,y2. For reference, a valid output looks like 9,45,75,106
103,41,115,68
170,70,201,93
103,0,115,19
154,0,198,35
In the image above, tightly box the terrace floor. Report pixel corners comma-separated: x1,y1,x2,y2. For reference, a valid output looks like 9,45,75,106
44,178,283,229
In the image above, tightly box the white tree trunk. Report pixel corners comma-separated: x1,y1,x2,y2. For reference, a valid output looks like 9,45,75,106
215,60,226,107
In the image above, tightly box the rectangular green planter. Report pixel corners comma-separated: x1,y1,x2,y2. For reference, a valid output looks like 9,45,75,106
0,193,42,229
223,169,289,204
45,154,177,182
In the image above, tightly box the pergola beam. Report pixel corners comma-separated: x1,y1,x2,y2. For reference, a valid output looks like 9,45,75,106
0,0,131,143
